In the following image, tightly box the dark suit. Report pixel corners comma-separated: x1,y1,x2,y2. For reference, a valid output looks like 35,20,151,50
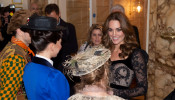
52,18,78,72
133,25,141,49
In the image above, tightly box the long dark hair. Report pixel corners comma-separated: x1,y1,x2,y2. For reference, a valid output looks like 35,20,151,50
102,12,138,58
30,30,62,52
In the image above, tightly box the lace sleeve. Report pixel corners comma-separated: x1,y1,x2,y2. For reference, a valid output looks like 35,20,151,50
113,49,148,99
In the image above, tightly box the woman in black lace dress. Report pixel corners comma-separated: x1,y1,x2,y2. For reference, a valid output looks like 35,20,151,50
102,12,148,99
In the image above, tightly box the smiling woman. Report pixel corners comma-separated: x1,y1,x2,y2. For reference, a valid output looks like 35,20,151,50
107,20,125,47
102,12,148,99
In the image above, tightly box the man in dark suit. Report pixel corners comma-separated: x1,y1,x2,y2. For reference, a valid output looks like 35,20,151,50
45,4,78,71
111,4,141,49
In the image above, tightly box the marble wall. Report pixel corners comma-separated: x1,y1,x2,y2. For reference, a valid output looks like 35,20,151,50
148,0,175,100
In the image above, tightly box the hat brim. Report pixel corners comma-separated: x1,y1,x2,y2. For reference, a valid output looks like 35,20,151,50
64,45,111,77
21,25,62,31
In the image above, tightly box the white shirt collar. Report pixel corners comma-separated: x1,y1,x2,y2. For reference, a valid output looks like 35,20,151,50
57,17,60,25
35,54,53,66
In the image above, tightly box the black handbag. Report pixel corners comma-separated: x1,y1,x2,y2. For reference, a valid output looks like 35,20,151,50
164,89,175,100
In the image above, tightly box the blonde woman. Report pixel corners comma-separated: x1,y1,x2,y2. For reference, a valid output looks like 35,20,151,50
78,24,103,52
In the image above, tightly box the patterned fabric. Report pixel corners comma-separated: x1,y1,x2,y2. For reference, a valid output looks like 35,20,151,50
64,45,111,76
109,48,148,99
0,40,31,99
68,93,125,100
109,63,134,87
0,55,25,99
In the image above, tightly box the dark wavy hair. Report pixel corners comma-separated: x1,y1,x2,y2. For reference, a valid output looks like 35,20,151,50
75,62,110,92
29,30,62,52
102,12,138,58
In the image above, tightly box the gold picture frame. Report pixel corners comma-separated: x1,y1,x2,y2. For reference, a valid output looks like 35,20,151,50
15,7,22,11
12,0,22,4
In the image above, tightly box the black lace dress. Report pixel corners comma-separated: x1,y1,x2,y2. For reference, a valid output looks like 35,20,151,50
109,48,148,99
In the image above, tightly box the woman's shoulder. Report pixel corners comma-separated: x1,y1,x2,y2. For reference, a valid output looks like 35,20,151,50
78,42,88,52
48,67,66,79
131,48,149,63
132,48,148,56
27,62,66,80
80,42,89,48
107,95,125,100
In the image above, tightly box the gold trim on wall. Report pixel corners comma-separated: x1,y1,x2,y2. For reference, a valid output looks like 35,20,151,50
15,7,22,11
12,0,23,4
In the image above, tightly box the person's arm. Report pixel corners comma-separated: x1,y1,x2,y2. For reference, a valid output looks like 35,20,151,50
47,71,70,100
113,49,148,99
0,54,26,99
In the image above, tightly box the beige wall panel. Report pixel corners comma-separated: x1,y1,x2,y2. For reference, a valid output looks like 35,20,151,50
67,8,82,24
97,6,109,23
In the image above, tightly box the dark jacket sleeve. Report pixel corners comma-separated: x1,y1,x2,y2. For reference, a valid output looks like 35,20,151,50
133,26,141,49
63,23,78,54
52,19,78,70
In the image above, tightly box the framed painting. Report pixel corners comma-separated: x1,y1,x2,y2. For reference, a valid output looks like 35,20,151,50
12,0,22,4
15,7,22,11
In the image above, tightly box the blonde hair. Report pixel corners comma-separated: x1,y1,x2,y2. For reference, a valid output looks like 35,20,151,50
87,24,103,46
7,9,32,35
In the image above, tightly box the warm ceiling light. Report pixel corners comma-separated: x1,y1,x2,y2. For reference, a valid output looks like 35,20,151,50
137,5,141,13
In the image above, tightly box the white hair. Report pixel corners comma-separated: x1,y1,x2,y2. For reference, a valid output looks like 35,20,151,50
110,4,125,13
